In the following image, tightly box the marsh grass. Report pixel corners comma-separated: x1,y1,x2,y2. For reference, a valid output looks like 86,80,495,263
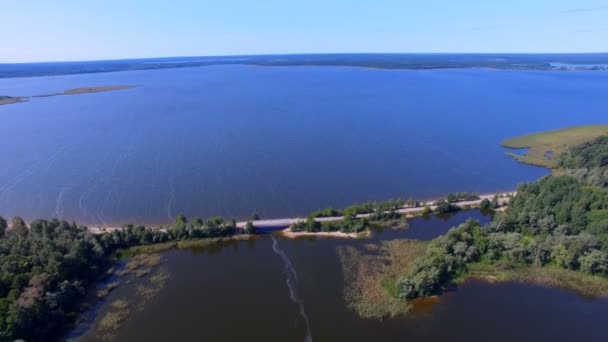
369,217,409,230
501,124,608,167
136,268,171,309
121,242,177,256
116,253,162,277
96,281,120,299
97,299,130,341
118,235,254,258
135,268,151,278
150,268,170,285
338,239,428,319
465,261,608,298
96,266,171,338
135,285,157,305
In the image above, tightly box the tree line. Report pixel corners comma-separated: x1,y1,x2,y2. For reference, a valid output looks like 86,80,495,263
397,136,608,299
0,214,241,341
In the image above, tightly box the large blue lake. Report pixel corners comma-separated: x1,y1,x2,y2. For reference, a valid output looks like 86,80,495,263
1,66,606,226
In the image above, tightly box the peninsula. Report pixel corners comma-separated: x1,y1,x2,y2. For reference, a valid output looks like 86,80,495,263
33,85,137,98
0,85,137,107
502,124,608,167
0,96,27,106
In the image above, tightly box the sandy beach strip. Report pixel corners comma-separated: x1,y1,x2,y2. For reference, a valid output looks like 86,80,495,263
85,191,516,235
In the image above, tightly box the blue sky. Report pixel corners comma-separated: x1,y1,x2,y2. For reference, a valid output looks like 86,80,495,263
1,0,607,62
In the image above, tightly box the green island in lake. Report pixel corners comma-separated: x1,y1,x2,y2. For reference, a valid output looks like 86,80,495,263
1,125,608,340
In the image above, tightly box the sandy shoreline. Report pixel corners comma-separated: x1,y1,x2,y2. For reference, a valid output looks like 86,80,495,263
85,191,515,236
1,85,137,107
33,85,137,98
0,97,27,106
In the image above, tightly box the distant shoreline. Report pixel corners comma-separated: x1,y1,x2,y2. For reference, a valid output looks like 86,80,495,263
2,53,608,79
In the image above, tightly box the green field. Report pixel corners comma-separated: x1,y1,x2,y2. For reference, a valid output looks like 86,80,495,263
501,124,608,167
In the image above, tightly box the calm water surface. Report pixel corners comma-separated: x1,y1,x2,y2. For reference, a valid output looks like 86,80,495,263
5,66,607,225
76,211,608,342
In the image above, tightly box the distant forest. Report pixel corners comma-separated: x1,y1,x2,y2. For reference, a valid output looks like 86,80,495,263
2,53,608,78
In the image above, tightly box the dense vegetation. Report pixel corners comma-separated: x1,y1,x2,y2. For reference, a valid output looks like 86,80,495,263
0,215,240,341
398,135,608,299
558,136,608,187
297,198,411,233
432,200,461,214
292,214,369,233
444,192,480,203
310,192,481,219
310,198,405,218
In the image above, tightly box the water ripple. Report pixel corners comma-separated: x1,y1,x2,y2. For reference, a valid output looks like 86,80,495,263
271,235,312,342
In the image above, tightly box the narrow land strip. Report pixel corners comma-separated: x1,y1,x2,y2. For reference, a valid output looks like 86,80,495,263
89,191,514,236
1,85,137,107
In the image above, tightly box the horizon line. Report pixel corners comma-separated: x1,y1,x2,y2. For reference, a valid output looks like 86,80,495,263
3,51,608,65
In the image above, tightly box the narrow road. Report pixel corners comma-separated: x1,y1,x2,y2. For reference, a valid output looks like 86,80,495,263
88,192,515,234
235,192,515,229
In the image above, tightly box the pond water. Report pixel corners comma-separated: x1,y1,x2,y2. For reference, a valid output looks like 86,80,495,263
76,211,608,342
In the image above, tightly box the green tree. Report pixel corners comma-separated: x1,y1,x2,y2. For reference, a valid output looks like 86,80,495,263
305,217,321,232
406,197,417,207
435,200,460,214
245,221,256,234
480,198,492,210
10,217,28,237
192,217,203,228
0,216,6,238
579,250,608,275
175,214,187,229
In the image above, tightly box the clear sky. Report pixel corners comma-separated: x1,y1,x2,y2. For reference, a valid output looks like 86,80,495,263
1,0,607,63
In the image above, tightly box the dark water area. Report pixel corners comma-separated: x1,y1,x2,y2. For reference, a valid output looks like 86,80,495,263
6,66,608,225
77,211,608,342
370,209,493,242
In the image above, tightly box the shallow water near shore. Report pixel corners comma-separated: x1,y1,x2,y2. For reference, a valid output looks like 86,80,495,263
5,66,608,226
75,211,608,342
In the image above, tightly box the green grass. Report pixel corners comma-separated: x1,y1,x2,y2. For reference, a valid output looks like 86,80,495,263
501,124,608,168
